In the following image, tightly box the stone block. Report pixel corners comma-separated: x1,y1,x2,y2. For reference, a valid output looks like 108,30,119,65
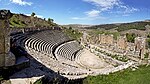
0,10,12,67
5,51,16,66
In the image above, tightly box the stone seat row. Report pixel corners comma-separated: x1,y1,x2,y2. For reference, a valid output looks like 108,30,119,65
23,30,72,60
25,37,56,58
26,47,90,79
11,30,84,63
32,30,70,45
11,33,28,47
75,49,84,62
54,41,81,61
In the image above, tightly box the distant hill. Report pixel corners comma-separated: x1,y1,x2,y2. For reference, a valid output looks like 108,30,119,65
84,21,150,32
62,24,92,29
9,13,57,28
8,12,150,32
144,20,150,22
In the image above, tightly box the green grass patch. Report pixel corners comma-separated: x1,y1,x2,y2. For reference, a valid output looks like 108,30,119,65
34,78,43,84
116,22,148,32
88,30,120,40
63,27,83,41
83,65,150,84
0,75,4,81
9,14,27,28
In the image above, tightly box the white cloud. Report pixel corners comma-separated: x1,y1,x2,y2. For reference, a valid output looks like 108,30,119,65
35,15,43,18
72,0,139,21
121,5,139,14
83,0,139,15
71,16,106,20
83,0,120,11
25,14,31,16
71,10,106,20
10,0,32,6
85,10,100,17
71,17,83,20
110,5,139,16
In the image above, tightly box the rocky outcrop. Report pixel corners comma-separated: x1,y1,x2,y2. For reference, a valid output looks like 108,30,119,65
5,51,16,67
0,10,13,67
0,10,12,19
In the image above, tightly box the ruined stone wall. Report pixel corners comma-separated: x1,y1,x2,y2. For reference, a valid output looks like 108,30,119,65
99,34,114,45
0,10,15,67
0,20,6,67
89,35,99,44
81,31,148,59
117,36,127,50
100,34,106,44
106,35,114,45
81,32,90,44
134,37,146,59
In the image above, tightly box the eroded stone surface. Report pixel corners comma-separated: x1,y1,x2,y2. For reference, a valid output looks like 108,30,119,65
5,51,16,66
0,10,12,67
0,10,12,19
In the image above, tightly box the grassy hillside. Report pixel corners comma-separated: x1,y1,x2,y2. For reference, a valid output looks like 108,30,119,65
88,29,120,40
62,24,91,30
9,13,57,28
34,65,150,84
62,27,83,41
85,21,150,32
83,65,150,84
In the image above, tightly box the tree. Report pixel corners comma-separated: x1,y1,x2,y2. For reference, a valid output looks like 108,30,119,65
147,32,150,38
146,38,150,48
44,18,46,21
31,12,36,27
47,18,54,23
126,33,136,43
31,12,35,17
144,52,149,58
69,26,72,30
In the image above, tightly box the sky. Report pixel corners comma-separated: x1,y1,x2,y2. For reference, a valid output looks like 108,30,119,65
0,0,150,25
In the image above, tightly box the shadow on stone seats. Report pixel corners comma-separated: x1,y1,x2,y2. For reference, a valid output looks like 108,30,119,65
1,47,84,84
1,46,66,81
2,54,84,84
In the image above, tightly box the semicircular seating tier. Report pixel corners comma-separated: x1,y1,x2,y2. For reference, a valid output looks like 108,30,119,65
11,30,83,62
54,41,81,61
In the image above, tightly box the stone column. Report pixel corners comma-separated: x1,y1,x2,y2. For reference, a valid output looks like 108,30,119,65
0,10,15,67
0,19,5,67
